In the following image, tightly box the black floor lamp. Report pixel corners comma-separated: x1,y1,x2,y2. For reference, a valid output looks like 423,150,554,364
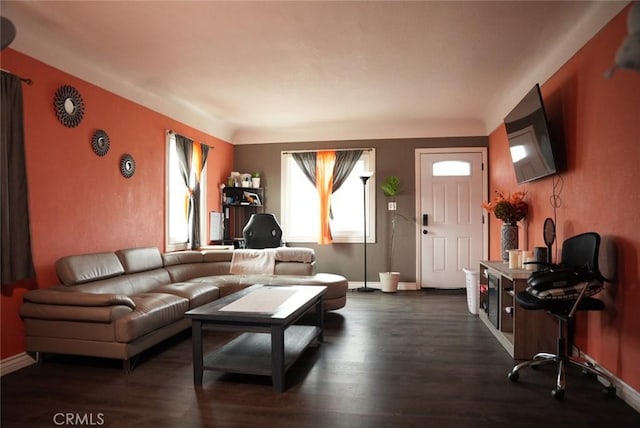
357,172,375,292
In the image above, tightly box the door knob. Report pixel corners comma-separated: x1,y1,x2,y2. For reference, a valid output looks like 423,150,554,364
423,229,428,235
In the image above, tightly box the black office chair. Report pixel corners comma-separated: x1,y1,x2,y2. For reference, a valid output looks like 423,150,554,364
242,213,283,249
507,232,616,400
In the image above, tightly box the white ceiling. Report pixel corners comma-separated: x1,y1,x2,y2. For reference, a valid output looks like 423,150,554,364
1,1,628,144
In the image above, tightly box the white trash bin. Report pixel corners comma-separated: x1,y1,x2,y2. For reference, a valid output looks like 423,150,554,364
463,268,480,315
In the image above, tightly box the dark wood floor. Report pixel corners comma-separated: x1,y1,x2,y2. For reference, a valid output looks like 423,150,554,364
2,290,639,427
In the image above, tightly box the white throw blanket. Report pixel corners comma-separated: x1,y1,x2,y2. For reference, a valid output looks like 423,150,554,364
230,248,277,275
274,247,314,263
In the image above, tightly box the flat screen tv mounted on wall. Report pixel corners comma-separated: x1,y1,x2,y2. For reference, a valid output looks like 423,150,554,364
504,84,558,184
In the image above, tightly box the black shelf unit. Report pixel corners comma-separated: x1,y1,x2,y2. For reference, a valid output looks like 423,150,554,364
221,187,264,241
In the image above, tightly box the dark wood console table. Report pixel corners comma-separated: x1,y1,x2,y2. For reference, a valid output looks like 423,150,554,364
479,261,556,360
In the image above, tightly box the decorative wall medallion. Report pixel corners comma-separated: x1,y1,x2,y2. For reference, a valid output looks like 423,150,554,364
120,154,136,178
54,85,85,128
91,129,110,156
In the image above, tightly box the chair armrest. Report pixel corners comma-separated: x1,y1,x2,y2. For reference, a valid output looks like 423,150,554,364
523,261,553,268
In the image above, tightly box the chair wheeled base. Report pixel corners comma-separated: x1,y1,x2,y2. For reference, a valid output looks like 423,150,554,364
508,317,616,400
508,351,617,400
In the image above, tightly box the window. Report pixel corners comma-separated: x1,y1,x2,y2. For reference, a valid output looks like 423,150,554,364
281,149,375,243
432,160,471,176
165,133,207,251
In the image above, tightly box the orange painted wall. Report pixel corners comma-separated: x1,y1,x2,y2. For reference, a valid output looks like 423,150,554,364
0,49,234,359
2,6,639,395
487,6,640,391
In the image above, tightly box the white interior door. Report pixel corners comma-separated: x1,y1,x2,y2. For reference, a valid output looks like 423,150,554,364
415,149,487,289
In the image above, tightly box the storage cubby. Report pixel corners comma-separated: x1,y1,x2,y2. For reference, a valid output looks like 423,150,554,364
220,187,264,245
479,261,556,360
500,277,514,334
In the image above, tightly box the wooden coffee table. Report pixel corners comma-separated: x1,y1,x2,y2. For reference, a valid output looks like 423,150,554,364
185,284,326,392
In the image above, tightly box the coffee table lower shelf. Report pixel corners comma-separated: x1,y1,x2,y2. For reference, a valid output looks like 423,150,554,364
203,325,321,378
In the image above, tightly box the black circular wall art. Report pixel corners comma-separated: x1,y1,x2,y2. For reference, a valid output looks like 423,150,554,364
91,129,110,156
120,154,136,178
54,85,85,128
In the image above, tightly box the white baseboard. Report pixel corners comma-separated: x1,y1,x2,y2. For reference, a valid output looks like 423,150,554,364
1,352,35,376
573,347,640,413
348,281,418,291
614,375,640,413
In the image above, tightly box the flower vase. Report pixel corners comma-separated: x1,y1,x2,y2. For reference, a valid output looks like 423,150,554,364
501,223,518,261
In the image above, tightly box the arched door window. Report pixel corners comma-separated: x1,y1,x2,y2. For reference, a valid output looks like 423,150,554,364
432,160,471,176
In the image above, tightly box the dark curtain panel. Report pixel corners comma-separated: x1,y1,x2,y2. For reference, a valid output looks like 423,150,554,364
1,71,35,284
174,135,194,247
292,152,317,185
292,149,363,223
201,147,209,171
293,150,362,192
332,150,363,192
189,144,209,249
329,150,362,220
174,135,210,249
174,134,193,192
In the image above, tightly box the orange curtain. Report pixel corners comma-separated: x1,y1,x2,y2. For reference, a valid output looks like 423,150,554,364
316,151,336,244
192,142,203,183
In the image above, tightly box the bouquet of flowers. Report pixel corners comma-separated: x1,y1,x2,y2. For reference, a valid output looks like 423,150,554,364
482,190,528,224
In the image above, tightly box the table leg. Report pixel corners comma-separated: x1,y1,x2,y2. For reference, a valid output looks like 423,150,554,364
271,325,285,392
315,297,324,343
192,320,203,386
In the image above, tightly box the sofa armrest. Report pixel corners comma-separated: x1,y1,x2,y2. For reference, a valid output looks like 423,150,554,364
23,289,136,309
20,302,134,322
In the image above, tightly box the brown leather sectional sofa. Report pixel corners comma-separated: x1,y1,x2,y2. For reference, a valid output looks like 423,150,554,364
19,246,348,371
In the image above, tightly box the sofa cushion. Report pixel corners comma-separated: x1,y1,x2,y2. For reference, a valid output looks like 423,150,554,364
188,275,255,297
126,269,172,294
274,262,314,276
62,269,172,295
202,250,234,262
114,293,188,342
274,247,315,263
162,251,203,266
56,252,125,286
55,275,134,295
116,247,163,274
154,282,221,309
165,262,231,283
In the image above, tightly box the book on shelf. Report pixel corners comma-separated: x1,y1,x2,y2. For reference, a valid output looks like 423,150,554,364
242,191,262,205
